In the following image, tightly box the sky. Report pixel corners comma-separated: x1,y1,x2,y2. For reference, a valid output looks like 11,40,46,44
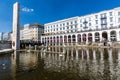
0,0,120,32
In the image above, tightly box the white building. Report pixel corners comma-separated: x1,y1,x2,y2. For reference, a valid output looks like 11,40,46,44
41,7,120,46
20,23,44,42
0,32,3,41
2,32,11,41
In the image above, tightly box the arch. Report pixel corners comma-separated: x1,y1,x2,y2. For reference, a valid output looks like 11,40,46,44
110,31,116,41
47,37,49,44
72,35,76,42
50,37,52,45
82,34,86,42
64,35,67,43
88,33,92,42
102,31,108,41
60,36,63,43
95,32,100,42
50,37,52,42
45,37,46,43
68,35,71,43
57,36,59,43
77,34,81,42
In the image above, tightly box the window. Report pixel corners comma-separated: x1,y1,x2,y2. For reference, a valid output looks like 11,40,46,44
75,25,77,28
95,15,98,19
60,24,62,26
89,18,91,21
118,18,120,22
118,11,120,16
101,25,107,29
75,21,77,23
96,26,98,29
80,19,82,23
101,19,107,24
71,30,73,33
109,12,113,16
89,23,91,26
80,24,82,27
110,17,113,22
63,23,65,26
67,22,69,25
101,13,106,18
96,20,98,24
67,26,69,29
110,24,113,27
71,21,73,24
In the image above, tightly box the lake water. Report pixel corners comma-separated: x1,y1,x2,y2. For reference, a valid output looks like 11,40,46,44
0,48,120,80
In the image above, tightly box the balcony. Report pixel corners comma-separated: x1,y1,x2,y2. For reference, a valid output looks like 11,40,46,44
101,23,107,25
101,17,107,19
83,21,88,24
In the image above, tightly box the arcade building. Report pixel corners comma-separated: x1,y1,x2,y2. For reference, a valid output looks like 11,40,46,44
41,7,120,46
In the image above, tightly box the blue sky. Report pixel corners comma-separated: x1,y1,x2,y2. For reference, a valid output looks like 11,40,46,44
0,0,120,32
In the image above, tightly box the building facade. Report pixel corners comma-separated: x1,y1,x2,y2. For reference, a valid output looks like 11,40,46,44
0,32,3,41
0,32,12,41
20,23,44,42
41,7,120,46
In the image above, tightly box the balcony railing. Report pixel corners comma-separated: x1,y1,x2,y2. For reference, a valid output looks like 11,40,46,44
101,17,107,19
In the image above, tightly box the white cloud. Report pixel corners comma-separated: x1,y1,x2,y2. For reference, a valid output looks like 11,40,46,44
21,7,34,12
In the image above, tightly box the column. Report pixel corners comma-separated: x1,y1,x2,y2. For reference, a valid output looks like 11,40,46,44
76,34,78,45
66,35,68,46
12,2,20,50
100,32,102,42
59,36,61,46
81,33,83,44
71,35,72,46
92,32,95,42
116,30,120,41
86,33,88,45
55,36,57,46
63,35,64,45
107,31,111,42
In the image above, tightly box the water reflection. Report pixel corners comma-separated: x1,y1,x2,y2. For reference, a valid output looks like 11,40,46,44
18,51,38,71
1,48,120,80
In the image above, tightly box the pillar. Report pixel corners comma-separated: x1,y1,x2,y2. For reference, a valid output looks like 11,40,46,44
108,31,111,42
76,34,78,45
81,33,83,44
116,30,120,41
86,33,88,44
92,32,95,42
12,2,20,50
63,35,64,45
100,32,102,42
